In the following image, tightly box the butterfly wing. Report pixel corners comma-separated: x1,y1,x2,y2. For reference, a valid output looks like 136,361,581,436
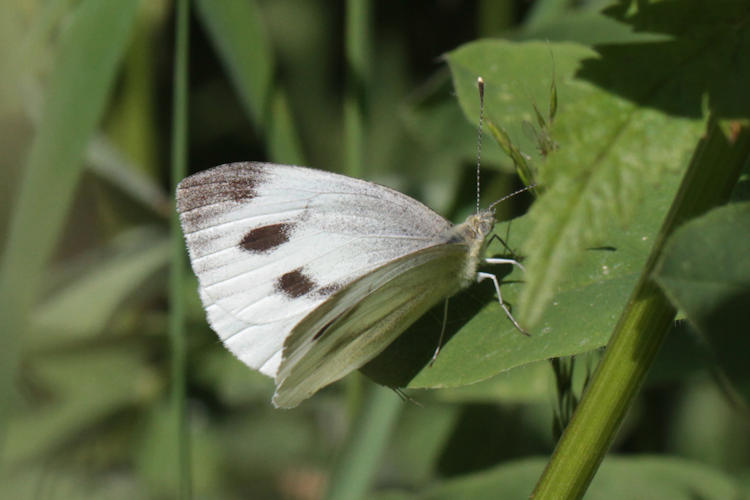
176,162,453,377
273,243,468,408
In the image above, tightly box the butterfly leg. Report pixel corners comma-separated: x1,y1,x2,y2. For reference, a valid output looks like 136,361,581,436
486,233,515,256
477,271,529,335
430,298,450,366
484,257,526,273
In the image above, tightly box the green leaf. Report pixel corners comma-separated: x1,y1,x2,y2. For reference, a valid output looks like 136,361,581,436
324,386,402,500
580,0,750,119
530,117,750,499
431,360,556,404
520,5,671,46
654,202,750,402
194,0,273,128
32,230,170,346
364,165,681,389
194,0,304,164
448,41,591,166
4,344,152,463
432,354,597,405
0,0,141,436
448,39,705,328
135,401,224,498
647,320,709,384
386,404,461,487
87,136,171,216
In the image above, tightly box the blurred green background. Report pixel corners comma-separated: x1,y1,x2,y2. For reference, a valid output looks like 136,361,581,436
1,0,749,499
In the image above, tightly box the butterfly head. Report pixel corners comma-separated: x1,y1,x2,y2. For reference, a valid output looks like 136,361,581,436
474,208,496,239
450,208,495,240
449,209,496,286
453,209,496,250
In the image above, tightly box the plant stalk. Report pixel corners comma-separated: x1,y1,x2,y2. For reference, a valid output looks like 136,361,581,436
169,0,192,497
532,116,750,499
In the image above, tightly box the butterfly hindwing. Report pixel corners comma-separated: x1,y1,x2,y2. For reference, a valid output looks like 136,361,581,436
273,243,469,408
176,162,454,377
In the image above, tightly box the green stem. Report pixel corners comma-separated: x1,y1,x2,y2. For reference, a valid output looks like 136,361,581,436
0,0,140,454
324,384,402,500
532,116,750,499
169,0,191,497
343,0,370,178
325,5,397,498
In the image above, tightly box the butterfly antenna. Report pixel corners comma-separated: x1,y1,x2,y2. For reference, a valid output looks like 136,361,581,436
476,76,485,214
488,183,538,211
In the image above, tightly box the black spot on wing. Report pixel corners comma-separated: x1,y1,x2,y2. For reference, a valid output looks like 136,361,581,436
276,269,316,298
240,223,295,253
176,163,264,213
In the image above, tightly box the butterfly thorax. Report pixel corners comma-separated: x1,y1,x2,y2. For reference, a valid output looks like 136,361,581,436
444,209,495,287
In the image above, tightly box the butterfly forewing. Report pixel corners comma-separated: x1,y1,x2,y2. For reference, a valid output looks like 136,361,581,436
273,243,468,408
177,162,454,377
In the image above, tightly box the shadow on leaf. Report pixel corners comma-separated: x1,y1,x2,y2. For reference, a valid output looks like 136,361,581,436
577,0,750,119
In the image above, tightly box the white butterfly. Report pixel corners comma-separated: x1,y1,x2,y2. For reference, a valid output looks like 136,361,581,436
177,162,526,408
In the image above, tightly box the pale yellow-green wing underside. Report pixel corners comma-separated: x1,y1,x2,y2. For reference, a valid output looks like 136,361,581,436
273,243,469,408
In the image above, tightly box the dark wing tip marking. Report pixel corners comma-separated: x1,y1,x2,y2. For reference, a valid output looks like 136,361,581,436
176,163,264,213
276,268,316,298
240,223,295,253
